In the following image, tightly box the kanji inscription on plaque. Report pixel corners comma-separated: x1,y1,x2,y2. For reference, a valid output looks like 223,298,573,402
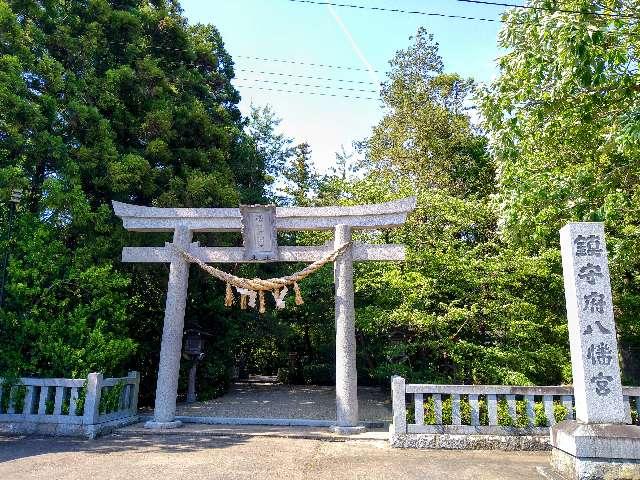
560,222,626,423
240,205,278,261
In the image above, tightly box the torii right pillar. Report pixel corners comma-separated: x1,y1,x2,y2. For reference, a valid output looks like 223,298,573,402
332,224,362,433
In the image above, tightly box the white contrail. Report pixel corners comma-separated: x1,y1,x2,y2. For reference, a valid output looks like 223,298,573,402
326,5,381,86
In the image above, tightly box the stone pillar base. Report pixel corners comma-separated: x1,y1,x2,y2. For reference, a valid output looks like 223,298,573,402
550,420,640,480
330,425,367,435
144,420,183,430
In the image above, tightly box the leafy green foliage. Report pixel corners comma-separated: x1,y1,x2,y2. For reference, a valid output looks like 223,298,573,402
413,395,569,427
99,381,125,414
0,0,266,397
480,0,640,379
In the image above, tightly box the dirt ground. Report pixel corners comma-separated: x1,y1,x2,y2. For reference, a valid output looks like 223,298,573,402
0,433,550,480
172,378,392,423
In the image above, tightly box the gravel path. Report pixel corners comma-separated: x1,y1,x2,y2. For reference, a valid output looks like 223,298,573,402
173,378,392,422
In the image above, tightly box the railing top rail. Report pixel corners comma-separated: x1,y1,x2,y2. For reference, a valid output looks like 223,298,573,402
0,377,86,388
403,383,640,396
404,384,575,395
102,376,138,387
624,386,640,396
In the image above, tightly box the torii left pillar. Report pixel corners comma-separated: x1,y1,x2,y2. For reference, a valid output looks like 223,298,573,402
144,226,192,428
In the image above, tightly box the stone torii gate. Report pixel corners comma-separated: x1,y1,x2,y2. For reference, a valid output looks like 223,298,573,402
113,197,416,433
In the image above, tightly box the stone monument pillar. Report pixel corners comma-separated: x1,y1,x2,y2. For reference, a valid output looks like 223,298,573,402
551,222,640,479
145,226,193,428
331,224,364,434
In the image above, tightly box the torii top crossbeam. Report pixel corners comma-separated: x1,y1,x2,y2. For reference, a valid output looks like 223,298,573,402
112,197,417,232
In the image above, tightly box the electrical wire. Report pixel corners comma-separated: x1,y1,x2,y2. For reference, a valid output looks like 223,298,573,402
453,0,640,19
235,54,380,72
234,82,379,100
236,69,379,85
281,0,640,22
235,77,379,93
284,0,501,22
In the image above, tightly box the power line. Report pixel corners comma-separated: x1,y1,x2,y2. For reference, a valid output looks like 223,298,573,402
235,54,380,72
45,38,381,74
235,77,379,93
282,0,640,21
236,69,379,85
454,0,640,19
234,83,379,101
284,0,500,22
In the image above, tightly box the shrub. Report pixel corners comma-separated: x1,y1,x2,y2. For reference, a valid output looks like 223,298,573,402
413,395,570,427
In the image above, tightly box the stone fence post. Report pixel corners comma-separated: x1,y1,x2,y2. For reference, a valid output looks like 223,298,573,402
392,375,407,434
128,371,140,413
83,372,103,426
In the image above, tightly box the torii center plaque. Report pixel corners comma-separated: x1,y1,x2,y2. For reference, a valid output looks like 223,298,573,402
113,197,417,433
240,205,278,261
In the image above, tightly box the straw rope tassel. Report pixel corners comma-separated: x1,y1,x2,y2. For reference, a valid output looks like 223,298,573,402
240,294,248,310
224,283,234,307
293,282,304,305
173,241,350,312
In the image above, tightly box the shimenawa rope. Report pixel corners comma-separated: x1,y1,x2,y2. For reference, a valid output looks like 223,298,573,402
172,242,351,313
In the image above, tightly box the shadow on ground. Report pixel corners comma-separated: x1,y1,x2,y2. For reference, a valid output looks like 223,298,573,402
0,433,248,464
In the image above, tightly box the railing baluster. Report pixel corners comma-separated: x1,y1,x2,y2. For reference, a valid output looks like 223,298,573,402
120,384,127,411
487,393,498,425
624,396,632,424
543,395,555,426
53,387,64,415
37,386,48,415
452,394,461,425
414,393,424,426
7,386,17,414
525,395,535,427
562,395,574,420
123,384,131,410
506,394,517,424
433,393,442,425
23,386,35,416
469,394,479,426
69,387,79,416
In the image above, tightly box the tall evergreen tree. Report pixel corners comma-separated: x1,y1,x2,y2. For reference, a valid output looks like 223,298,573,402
0,0,265,385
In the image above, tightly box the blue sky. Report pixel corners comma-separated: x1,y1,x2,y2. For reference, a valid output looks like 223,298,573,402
180,0,510,172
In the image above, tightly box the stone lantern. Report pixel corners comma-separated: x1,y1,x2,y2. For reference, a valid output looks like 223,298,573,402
183,328,207,404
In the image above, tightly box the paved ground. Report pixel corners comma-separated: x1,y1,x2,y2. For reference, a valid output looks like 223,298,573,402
0,433,550,480
172,377,392,422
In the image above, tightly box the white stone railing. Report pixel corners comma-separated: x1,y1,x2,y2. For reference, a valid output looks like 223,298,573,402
391,376,640,436
0,371,140,438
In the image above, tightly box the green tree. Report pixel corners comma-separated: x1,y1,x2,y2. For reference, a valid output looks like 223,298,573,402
246,104,294,200
0,0,264,390
480,0,640,380
345,28,570,386
282,142,317,206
